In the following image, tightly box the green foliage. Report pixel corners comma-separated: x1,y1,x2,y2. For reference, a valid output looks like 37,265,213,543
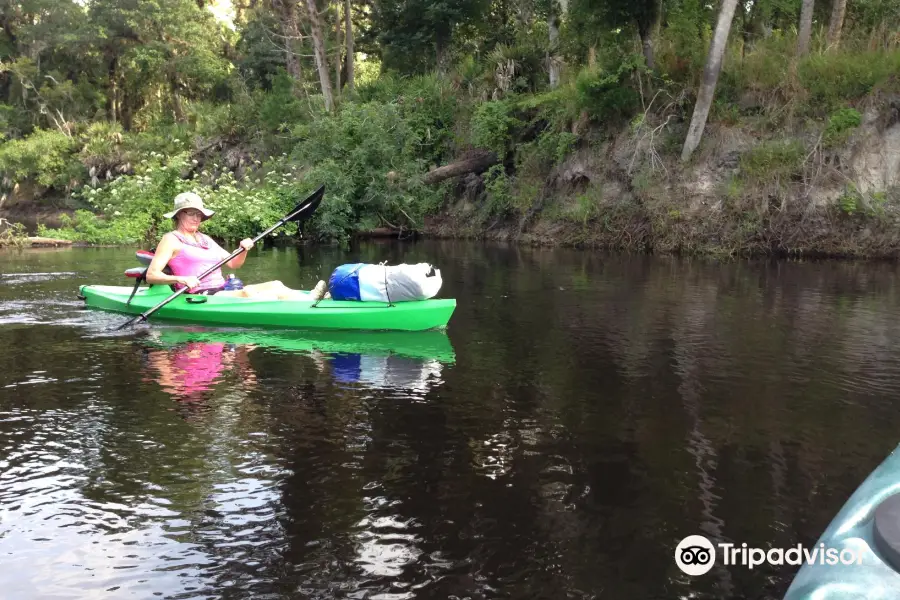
40,152,317,245
0,128,82,190
739,140,806,182
470,100,519,156
0,218,29,247
799,50,900,110
560,185,601,224
4,0,900,250
482,163,513,217
837,183,888,218
515,86,582,130
823,108,862,148
370,0,491,73
291,100,444,241
515,129,579,178
838,184,863,216
573,57,644,122
258,71,309,133
720,32,794,99
655,0,712,83
78,122,128,169
233,9,287,90
537,130,578,165
38,210,155,245
0,103,30,140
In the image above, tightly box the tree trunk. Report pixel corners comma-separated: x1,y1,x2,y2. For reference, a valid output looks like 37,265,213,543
107,56,119,124
435,36,448,75
344,0,354,92
680,0,739,162
121,86,135,131
424,151,499,185
796,0,815,56
170,77,185,122
639,27,655,70
277,0,303,81
334,0,341,94
305,0,334,111
826,0,846,48
547,0,567,88
548,7,560,88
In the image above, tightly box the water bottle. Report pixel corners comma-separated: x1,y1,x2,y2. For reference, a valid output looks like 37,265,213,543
223,274,244,291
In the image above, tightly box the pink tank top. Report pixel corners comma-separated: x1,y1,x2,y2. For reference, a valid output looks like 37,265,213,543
166,232,227,293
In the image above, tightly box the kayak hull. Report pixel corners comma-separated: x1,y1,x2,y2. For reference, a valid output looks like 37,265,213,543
79,284,456,331
783,443,900,599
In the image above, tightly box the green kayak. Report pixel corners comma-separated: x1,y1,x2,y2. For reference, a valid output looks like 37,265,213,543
78,284,456,331
143,327,456,363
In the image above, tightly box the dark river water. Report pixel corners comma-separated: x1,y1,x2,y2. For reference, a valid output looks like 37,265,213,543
3,240,900,599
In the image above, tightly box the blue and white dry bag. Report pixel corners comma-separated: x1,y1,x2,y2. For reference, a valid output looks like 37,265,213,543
328,262,443,302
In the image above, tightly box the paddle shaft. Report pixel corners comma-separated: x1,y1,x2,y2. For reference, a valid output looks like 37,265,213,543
115,188,322,330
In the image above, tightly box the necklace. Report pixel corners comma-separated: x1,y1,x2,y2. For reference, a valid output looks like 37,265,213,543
176,229,207,248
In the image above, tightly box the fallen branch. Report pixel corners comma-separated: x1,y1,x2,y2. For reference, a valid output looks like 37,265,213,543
26,236,74,247
424,150,499,185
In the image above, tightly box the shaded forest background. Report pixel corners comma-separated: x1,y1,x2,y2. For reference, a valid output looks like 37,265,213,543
0,0,898,255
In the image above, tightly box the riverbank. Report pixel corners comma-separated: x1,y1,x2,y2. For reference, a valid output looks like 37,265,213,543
423,97,900,259
3,51,898,260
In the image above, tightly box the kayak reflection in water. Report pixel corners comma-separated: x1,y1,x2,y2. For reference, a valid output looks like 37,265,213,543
328,352,447,394
143,340,257,414
145,192,328,301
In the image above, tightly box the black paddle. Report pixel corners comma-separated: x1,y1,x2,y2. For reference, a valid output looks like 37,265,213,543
114,184,325,331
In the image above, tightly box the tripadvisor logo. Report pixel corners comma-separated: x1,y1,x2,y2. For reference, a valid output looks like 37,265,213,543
676,535,716,576
674,535,862,576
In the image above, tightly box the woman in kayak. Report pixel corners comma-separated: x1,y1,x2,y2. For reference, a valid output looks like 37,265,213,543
145,192,327,300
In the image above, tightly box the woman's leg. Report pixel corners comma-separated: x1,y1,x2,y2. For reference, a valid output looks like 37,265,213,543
213,280,326,301
216,280,312,300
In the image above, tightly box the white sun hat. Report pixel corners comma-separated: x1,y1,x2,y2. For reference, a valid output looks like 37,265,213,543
163,192,215,220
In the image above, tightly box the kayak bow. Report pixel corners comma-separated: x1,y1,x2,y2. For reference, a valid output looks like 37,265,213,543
79,284,456,331
783,443,900,599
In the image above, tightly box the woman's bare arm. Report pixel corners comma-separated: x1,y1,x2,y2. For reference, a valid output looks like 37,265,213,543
146,234,200,289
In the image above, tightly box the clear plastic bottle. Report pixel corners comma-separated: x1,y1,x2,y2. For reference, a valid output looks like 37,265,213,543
223,274,244,291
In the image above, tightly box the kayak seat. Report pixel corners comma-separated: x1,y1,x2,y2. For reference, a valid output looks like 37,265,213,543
124,249,174,304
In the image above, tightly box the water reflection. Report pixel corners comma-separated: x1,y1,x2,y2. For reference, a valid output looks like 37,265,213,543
15,245,900,599
139,327,456,401
142,340,258,406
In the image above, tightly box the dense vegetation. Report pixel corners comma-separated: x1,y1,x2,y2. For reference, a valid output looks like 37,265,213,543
1,0,898,251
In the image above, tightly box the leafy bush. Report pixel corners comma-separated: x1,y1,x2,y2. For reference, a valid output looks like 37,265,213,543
573,57,643,123
470,100,519,156
516,129,578,176
823,108,862,148
78,122,129,169
257,71,309,133
482,163,513,217
0,128,83,190
0,103,30,141
39,151,317,245
291,100,443,240
0,218,28,246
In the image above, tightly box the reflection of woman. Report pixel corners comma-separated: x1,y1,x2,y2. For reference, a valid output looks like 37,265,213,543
143,341,257,409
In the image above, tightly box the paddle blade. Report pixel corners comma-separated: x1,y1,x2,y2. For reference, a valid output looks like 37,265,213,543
114,314,144,331
285,185,325,222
